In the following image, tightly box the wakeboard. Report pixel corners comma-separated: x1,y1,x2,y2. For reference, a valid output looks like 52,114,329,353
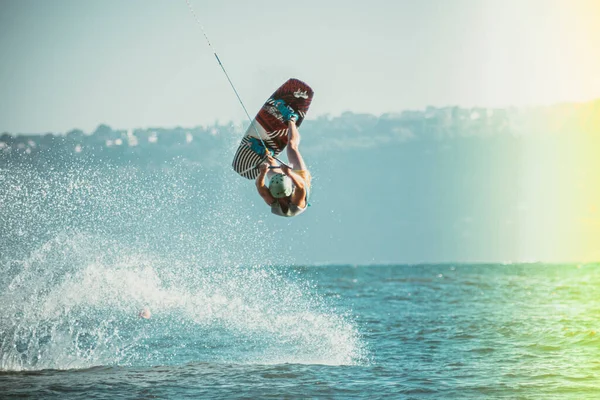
231,78,314,179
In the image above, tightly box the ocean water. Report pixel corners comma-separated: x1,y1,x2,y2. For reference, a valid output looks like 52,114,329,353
1,164,599,398
1,261,599,399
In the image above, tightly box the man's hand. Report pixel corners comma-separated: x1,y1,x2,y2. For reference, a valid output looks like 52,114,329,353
265,155,277,166
280,164,291,175
259,162,269,174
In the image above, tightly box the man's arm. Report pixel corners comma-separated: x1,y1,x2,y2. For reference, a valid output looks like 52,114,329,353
282,166,307,208
256,163,275,205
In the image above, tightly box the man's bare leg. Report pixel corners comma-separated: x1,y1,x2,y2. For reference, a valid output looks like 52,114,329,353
286,120,307,170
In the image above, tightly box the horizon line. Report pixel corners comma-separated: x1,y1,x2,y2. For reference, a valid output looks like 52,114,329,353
3,97,599,137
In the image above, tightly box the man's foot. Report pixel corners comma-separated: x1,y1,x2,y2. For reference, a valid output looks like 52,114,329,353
247,137,273,156
273,99,299,123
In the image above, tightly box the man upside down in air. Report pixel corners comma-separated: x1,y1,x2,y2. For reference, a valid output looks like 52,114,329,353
255,102,311,217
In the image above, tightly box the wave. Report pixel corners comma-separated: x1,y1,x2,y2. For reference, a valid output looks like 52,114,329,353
0,234,366,370
0,162,367,371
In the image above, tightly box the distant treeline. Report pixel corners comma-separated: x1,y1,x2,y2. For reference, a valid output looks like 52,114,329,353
1,100,598,167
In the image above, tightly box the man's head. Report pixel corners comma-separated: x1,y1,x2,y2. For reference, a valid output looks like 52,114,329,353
269,173,293,198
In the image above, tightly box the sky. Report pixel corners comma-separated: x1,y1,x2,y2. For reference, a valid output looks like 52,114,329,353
1,0,600,134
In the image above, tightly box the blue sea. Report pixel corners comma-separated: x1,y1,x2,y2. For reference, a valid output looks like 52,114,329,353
2,260,599,399
1,164,599,398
